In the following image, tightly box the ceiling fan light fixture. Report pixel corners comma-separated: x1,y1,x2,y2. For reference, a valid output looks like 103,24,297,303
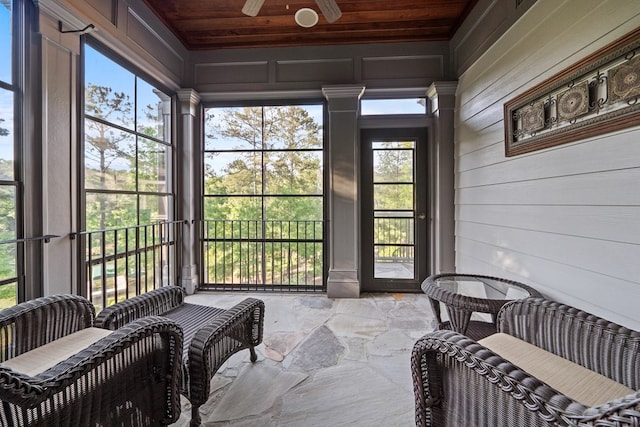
315,0,342,23
241,0,266,16
295,8,319,28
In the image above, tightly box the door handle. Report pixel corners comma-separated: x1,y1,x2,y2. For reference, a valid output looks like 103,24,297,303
417,213,426,220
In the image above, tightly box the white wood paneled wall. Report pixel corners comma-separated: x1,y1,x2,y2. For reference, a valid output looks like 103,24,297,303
455,0,640,329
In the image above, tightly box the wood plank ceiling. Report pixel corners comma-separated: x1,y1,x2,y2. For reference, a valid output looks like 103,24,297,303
142,0,479,50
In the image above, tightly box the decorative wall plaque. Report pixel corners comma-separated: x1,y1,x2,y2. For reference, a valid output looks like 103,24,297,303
504,27,640,157
519,101,545,133
609,56,640,103
557,81,590,122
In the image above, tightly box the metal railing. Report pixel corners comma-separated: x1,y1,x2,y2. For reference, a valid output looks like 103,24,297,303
0,235,60,308
374,245,415,263
200,219,325,292
374,216,414,262
73,220,184,311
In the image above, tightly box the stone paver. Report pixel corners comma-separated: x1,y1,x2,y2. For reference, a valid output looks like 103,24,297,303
204,365,308,422
289,325,344,371
170,292,433,426
279,363,414,427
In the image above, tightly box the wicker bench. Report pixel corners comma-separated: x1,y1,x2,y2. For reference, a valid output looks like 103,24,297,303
412,297,640,426
95,286,265,426
0,294,183,426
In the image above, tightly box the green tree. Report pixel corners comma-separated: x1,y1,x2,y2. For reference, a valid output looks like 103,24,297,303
203,105,324,285
0,167,16,281
373,142,414,259
206,106,322,220
0,118,8,137
0,160,16,305
84,84,135,230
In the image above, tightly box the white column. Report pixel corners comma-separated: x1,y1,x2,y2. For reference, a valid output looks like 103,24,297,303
176,89,200,294
427,82,457,274
322,85,365,298
37,8,82,297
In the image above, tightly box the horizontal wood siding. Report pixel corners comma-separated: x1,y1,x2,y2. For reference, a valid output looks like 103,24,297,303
454,0,640,329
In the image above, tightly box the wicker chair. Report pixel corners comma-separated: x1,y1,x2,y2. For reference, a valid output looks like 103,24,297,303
0,294,183,426
412,297,640,426
95,286,265,426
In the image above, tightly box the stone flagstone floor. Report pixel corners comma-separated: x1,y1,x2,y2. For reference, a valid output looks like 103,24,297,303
170,291,436,426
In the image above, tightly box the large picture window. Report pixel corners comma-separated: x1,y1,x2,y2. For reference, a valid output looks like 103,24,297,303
0,0,18,308
202,104,325,291
83,42,174,309
84,44,172,229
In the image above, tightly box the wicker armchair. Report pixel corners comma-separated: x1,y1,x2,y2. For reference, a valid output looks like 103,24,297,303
412,297,640,426
95,286,265,426
0,294,183,426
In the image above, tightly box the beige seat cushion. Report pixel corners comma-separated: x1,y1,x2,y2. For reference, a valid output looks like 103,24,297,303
2,327,112,376
479,333,634,407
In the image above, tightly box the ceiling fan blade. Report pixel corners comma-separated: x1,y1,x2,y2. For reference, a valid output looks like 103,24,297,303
242,0,266,17
315,0,342,23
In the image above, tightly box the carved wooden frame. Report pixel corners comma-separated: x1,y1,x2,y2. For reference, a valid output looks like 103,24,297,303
504,27,640,157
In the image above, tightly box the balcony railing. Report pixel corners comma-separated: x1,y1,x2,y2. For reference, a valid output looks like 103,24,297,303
200,219,325,292
0,235,59,308
74,221,183,312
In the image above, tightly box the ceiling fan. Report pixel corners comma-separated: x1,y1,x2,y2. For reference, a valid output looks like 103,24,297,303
242,0,342,24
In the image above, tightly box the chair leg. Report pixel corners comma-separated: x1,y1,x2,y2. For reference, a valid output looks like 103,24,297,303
191,405,201,426
250,346,257,362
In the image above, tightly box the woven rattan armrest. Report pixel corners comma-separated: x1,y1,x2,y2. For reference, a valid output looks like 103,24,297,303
0,294,95,358
95,286,266,426
94,286,184,330
412,330,589,426
498,297,640,389
0,316,183,425
413,311,640,426
186,297,265,410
